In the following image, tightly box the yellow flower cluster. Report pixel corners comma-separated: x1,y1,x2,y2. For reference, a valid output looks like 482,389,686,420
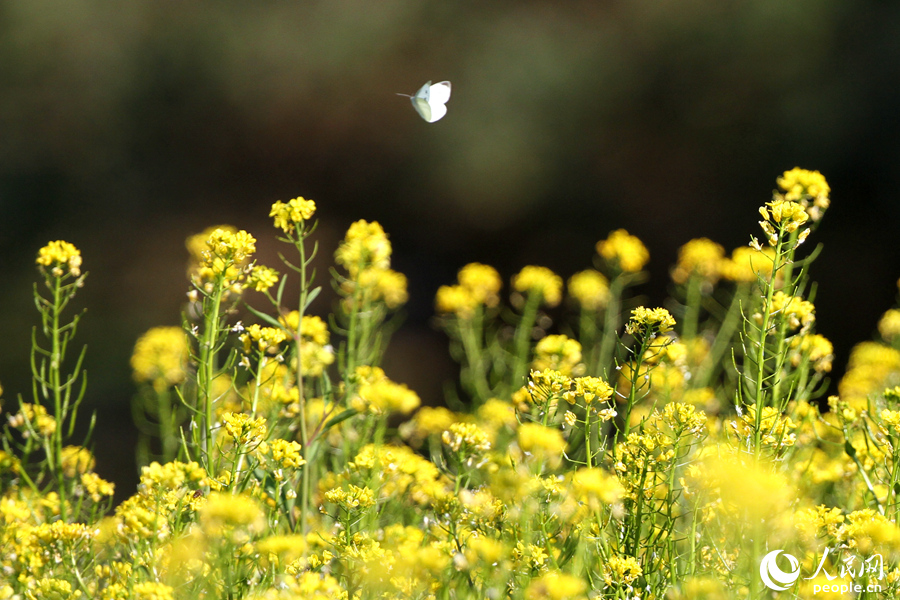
80,472,116,502
625,306,676,337
759,199,809,246
131,327,189,391
790,333,834,372
879,309,900,343
324,484,376,511
719,245,775,283
192,227,257,290
728,405,797,450
763,291,816,331
517,423,566,468
199,491,266,537
596,229,649,273
335,220,392,275
531,335,584,376
671,238,724,285
567,269,610,311
222,412,268,446
442,422,492,454
524,571,587,600
7,403,56,438
60,446,94,478
36,240,82,278
603,555,643,588
247,265,280,292
352,266,409,309
513,266,563,307
563,376,614,409
240,324,287,355
270,196,316,233
257,438,306,472
351,366,421,415
839,342,900,411
435,263,503,317
571,467,624,505
275,313,335,377
777,167,831,221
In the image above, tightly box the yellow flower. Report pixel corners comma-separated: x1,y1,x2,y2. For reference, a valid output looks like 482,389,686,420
247,265,280,292
256,534,308,567
759,200,809,246
763,291,816,331
563,376,614,412
36,240,82,277
571,467,624,505
60,446,94,477
81,472,115,502
525,571,587,600
790,333,834,372
532,335,584,376
625,306,676,337
668,577,728,600
131,326,189,391
879,309,900,342
719,245,775,283
442,422,492,454
8,402,57,437
568,269,610,311
351,267,409,309
324,484,376,511
596,229,649,272
671,238,724,284
259,438,306,470
435,284,479,317
517,423,566,468
777,167,830,221
270,196,316,233
603,555,642,587
240,323,288,354
335,219,392,275
458,262,502,307
199,492,265,536
24,578,81,600
186,224,235,262
513,265,563,307
221,412,267,446
353,375,421,415
192,227,257,290
133,582,175,600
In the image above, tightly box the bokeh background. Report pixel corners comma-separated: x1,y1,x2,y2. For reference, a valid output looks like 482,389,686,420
2,0,900,497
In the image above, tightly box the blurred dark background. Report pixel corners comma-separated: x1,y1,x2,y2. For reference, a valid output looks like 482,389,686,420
2,1,900,498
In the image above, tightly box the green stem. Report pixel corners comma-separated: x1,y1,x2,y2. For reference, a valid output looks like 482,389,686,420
682,275,702,341
511,292,542,391
49,276,68,522
598,276,625,379
198,284,225,472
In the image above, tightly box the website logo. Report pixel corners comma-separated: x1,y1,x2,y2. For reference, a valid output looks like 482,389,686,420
759,550,801,591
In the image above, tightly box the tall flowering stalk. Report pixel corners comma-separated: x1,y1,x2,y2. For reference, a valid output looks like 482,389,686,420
593,229,649,379
185,227,257,472
333,220,408,381
28,241,89,522
737,169,830,457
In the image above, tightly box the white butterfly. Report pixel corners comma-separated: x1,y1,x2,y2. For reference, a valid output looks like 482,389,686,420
398,81,452,123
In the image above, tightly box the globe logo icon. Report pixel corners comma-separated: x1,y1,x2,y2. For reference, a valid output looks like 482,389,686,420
759,550,801,591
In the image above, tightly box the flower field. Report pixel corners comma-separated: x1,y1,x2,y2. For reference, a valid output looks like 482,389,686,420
2,169,899,599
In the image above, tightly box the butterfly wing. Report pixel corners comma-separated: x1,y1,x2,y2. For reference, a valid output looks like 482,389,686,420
426,81,451,106
412,97,433,122
409,80,450,122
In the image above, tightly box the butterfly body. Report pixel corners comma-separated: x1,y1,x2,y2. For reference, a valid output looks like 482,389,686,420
407,81,451,122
